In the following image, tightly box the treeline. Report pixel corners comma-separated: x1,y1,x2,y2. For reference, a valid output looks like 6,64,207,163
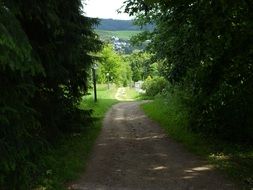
96,18,153,31
124,0,253,143
0,0,100,189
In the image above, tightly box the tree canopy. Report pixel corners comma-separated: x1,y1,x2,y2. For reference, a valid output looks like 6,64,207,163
123,0,253,142
96,44,132,86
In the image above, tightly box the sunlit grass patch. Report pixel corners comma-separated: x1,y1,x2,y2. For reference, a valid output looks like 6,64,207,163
80,84,118,118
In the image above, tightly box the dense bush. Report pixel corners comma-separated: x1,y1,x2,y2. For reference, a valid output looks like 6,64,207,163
0,0,100,189
142,76,168,97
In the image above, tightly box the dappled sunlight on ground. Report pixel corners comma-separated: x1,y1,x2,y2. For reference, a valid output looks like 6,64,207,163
69,101,238,190
209,153,230,161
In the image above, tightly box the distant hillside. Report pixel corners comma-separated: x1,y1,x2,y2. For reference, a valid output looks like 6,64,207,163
96,18,153,31
95,30,141,41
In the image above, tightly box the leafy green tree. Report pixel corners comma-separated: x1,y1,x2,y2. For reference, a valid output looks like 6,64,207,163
123,0,253,142
126,51,156,82
121,56,133,86
97,44,132,86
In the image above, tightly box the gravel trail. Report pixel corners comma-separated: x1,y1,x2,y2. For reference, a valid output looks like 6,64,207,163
69,101,237,190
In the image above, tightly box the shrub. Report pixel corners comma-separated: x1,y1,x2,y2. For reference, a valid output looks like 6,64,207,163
142,76,168,97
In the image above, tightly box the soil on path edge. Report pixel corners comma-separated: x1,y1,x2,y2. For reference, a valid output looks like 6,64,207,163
69,101,238,190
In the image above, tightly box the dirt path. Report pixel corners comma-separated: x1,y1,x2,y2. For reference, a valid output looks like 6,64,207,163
115,87,134,101
69,101,237,190
115,87,127,100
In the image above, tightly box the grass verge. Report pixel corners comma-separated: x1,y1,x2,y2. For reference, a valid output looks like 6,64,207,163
36,84,118,190
141,95,253,190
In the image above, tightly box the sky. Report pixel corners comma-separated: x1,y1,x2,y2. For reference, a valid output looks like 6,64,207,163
82,0,133,20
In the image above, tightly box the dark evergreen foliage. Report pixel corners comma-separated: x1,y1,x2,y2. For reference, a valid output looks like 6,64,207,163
0,0,101,188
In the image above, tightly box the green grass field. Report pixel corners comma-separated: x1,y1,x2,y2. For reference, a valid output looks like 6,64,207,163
141,96,253,189
95,30,141,41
